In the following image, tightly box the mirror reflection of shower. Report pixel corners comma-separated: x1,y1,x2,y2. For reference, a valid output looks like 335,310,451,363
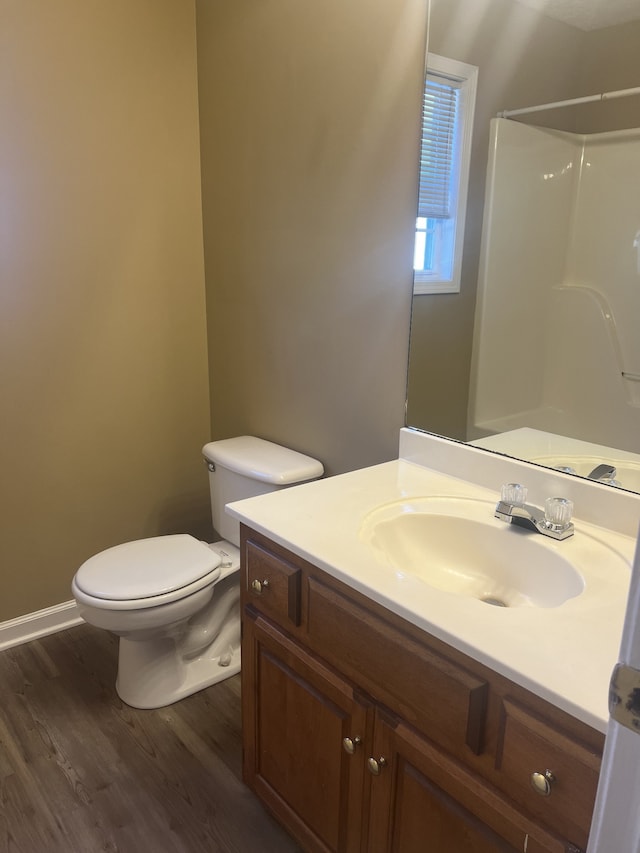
406,1,640,492
468,97,640,472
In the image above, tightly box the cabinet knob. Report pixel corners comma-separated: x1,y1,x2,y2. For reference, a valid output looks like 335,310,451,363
342,736,362,755
250,578,269,595
530,769,556,797
367,756,387,776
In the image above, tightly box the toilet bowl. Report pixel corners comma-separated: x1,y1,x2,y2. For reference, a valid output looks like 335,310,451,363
72,536,241,708
71,437,323,709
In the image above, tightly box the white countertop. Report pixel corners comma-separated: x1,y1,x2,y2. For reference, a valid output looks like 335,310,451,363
228,451,638,733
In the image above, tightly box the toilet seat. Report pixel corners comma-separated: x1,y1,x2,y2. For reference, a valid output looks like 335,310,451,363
72,534,222,611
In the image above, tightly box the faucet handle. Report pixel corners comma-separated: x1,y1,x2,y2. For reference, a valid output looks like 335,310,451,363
501,483,528,505
544,497,573,529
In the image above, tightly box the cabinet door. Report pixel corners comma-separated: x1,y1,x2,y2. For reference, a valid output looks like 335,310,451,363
243,611,370,853
366,713,572,853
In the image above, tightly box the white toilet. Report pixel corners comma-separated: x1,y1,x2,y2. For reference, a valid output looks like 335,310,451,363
71,436,323,709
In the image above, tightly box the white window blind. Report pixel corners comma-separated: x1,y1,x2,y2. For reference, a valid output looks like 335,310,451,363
418,76,460,220
413,54,478,295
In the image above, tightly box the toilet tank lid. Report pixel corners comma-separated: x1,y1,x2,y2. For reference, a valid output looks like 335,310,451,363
202,436,324,485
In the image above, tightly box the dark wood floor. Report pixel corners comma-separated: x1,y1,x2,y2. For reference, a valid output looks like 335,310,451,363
0,624,302,852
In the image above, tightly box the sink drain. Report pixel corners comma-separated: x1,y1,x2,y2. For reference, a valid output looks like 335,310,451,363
481,596,508,607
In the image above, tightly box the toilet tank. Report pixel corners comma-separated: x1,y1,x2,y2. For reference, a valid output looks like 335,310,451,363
202,436,324,546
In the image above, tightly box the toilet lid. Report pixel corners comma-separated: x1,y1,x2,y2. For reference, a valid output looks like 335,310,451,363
74,535,222,601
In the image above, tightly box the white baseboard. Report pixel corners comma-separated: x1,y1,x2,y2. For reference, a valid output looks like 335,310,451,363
0,600,83,652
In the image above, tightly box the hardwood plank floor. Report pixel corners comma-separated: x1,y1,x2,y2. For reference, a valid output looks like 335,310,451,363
0,625,302,852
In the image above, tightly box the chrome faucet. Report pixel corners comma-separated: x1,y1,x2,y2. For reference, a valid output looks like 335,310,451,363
495,484,574,540
587,463,617,483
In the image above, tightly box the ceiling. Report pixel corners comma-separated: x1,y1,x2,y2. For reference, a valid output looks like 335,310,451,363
514,0,640,30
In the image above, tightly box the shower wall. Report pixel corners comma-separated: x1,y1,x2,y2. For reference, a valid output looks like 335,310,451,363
468,118,640,454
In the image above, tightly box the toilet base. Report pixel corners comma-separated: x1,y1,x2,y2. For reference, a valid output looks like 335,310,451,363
114,548,242,709
116,637,241,709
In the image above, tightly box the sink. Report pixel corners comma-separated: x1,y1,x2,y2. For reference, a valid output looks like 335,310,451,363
360,497,586,608
532,454,640,492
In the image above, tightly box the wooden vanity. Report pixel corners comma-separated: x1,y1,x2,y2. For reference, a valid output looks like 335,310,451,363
241,525,604,853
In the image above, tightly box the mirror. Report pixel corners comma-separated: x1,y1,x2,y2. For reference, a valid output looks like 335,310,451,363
407,0,640,492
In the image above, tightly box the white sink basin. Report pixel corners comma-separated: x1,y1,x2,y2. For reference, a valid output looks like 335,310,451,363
360,497,588,608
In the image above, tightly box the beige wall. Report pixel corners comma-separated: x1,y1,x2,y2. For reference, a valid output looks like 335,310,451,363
1,0,427,622
577,20,640,132
196,0,428,475
0,1,211,621
406,0,583,439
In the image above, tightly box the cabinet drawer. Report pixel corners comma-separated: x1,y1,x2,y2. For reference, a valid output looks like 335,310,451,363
497,699,601,848
307,576,488,755
244,540,301,627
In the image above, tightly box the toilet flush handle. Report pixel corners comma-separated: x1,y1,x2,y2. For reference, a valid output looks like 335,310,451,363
219,549,233,568
250,578,270,595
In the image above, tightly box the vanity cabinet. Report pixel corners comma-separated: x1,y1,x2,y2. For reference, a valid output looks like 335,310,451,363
243,613,369,853
241,527,603,853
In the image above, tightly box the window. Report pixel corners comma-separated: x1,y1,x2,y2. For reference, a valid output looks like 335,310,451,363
413,53,478,295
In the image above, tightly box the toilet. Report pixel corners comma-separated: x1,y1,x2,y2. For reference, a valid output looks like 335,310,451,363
71,436,323,709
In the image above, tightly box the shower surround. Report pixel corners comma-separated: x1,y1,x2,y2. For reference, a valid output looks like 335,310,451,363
469,118,640,455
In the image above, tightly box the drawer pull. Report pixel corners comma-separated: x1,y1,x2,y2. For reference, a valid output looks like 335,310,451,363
342,736,362,755
530,769,556,797
367,756,387,776
250,578,270,595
